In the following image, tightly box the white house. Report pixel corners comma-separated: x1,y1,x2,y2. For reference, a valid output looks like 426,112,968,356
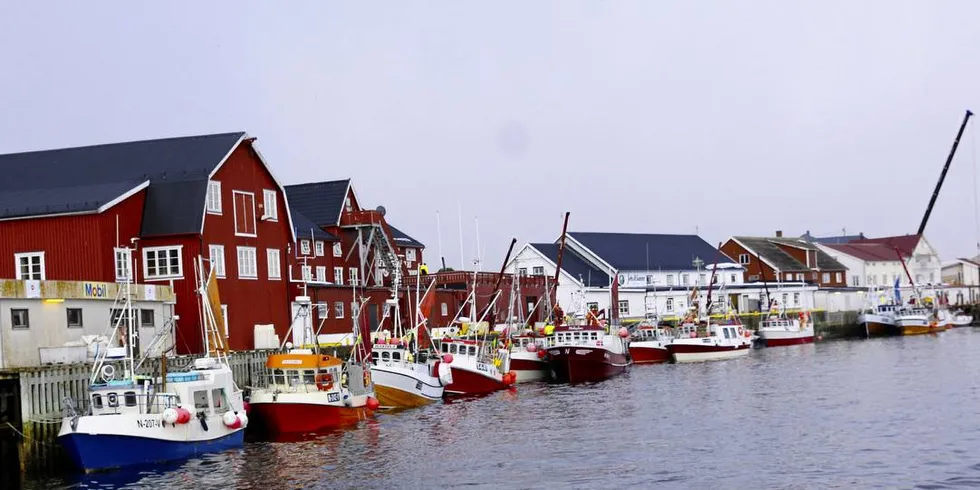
942,258,980,304
817,242,910,287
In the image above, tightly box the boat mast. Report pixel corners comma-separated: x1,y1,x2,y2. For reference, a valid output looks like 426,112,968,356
544,212,571,323
755,251,773,313
476,238,517,324
918,109,974,236
894,246,922,305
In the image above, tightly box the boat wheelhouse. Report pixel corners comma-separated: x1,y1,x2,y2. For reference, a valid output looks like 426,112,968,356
545,320,631,383
628,321,672,364
439,338,514,395
858,303,899,337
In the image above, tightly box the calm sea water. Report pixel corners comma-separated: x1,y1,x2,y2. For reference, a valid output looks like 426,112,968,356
21,328,980,489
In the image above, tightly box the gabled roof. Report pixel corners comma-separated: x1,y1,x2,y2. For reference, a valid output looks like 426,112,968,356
567,232,728,271
822,243,907,262
734,236,848,272
529,243,609,287
0,133,246,235
284,180,351,227
389,224,424,248
800,231,866,244
852,234,921,256
290,207,338,241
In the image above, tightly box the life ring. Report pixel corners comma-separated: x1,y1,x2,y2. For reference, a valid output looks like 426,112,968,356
315,373,334,391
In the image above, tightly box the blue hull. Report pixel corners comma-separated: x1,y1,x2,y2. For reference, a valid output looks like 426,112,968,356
59,430,244,472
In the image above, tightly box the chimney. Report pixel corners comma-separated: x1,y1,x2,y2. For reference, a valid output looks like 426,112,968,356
775,230,783,238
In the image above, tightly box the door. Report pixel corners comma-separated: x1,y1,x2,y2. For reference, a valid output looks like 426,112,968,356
291,302,310,346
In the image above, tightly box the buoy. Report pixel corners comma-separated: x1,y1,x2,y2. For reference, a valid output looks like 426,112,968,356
162,408,179,424
442,354,454,364
366,397,380,410
222,411,242,429
503,372,516,385
175,407,192,424
817,335,823,341
526,343,538,353
536,349,547,359
618,327,629,338
237,411,249,428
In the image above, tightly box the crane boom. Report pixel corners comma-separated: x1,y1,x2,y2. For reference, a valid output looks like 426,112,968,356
918,109,973,235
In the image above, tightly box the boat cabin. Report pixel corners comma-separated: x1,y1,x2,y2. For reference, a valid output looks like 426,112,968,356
266,351,344,394
371,342,432,365
632,327,668,342
511,336,547,350
550,326,606,348
440,339,483,358
761,318,796,329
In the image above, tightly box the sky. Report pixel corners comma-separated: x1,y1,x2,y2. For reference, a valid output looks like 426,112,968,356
3,1,980,269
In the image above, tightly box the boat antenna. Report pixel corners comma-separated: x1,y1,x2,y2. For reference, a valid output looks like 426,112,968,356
457,201,465,270
704,243,722,313
476,238,517,324
918,109,973,236
475,216,483,272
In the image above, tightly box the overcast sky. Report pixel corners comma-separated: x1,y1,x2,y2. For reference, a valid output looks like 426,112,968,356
3,2,980,269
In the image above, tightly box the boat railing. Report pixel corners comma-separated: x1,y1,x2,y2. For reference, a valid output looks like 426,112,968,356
69,391,183,417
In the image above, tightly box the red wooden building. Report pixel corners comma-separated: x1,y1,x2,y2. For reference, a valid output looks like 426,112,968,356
721,233,848,287
0,132,298,353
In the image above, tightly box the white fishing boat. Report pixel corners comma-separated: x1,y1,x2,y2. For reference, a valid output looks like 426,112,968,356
666,282,751,363
58,255,247,472
950,309,974,327
756,302,815,347
628,318,672,364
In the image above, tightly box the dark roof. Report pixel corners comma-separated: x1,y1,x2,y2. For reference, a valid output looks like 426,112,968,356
284,180,350,227
389,224,424,248
567,232,729,271
800,231,866,244
735,236,848,272
822,243,907,262
852,234,921,256
530,243,609,287
290,207,338,241
0,132,246,235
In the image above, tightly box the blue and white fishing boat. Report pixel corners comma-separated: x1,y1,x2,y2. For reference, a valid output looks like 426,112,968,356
58,255,247,472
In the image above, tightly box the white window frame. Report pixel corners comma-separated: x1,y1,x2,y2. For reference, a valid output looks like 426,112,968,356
334,267,344,285
206,181,222,215
532,266,544,276
835,272,842,283
267,249,281,280
738,254,750,265
666,274,675,286
300,240,311,256
208,245,226,278
681,274,690,286
232,190,257,238
314,241,324,257
405,248,417,262
261,189,278,221
821,272,830,283
14,252,45,281
441,303,448,316
316,266,326,282
518,268,527,276
332,242,342,257
618,300,629,316
142,246,182,280
317,304,329,319
237,246,258,279
349,267,359,286
334,301,345,319
793,293,800,306
666,298,674,312
114,248,132,283
302,265,312,282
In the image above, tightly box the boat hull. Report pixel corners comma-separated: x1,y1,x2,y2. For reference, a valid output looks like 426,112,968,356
757,329,815,347
896,324,940,336
546,346,629,383
59,429,243,473
444,365,508,395
509,355,550,382
371,364,443,408
250,401,369,435
628,344,671,364
667,343,751,363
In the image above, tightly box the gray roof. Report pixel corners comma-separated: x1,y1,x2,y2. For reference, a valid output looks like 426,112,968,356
291,207,338,241
800,231,866,244
530,243,609,287
0,132,246,236
734,236,847,272
567,232,729,271
283,180,350,227
389,224,424,248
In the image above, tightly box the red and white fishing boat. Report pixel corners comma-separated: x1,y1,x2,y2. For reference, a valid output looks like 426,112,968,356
507,332,550,382
756,303,814,347
249,296,378,436
545,303,632,383
629,319,672,364
667,319,752,363
439,337,515,394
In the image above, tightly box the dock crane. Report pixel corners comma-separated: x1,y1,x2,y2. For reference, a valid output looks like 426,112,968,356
918,109,973,236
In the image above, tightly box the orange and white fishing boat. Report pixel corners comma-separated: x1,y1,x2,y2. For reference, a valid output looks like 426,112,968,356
249,296,378,436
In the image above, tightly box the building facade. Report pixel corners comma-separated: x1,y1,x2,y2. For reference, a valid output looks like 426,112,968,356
721,233,848,287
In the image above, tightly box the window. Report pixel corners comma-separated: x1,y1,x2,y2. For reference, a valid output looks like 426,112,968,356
316,266,326,282
15,252,45,280
267,249,281,280
821,273,830,283
666,274,675,286
193,390,209,410
682,274,690,286
782,293,788,306
317,304,328,319
314,241,324,257
929,272,935,283
206,181,222,214
349,268,359,286
532,266,545,276
334,302,345,319
739,254,750,265
835,272,842,283
140,309,154,327
333,242,342,257
666,298,674,312
11,309,29,329
262,189,278,221
882,274,888,285
143,247,182,280
646,275,654,285
796,273,803,281
124,391,137,407
586,302,599,312
334,267,344,285
793,293,800,306
232,191,257,237
345,197,353,212
916,274,923,284
66,308,83,328
237,247,257,279
441,303,448,316
853,276,860,286
730,274,737,283
300,240,311,255
302,266,312,282
114,248,132,282
868,275,875,285
405,248,417,263
212,388,228,412
699,274,706,285
518,268,527,276
618,300,629,316
208,245,226,278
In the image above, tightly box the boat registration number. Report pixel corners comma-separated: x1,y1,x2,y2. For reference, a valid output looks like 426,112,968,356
136,418,163,429
328,392,340,403
575,350,591,355
476,363,489,373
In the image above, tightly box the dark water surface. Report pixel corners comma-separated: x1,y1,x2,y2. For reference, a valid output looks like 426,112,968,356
23,329,980,489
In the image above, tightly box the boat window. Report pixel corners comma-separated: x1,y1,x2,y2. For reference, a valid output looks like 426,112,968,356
91,394,103,409
591,332,598,341
468,346,477,356
287,370,302,387
124,391,137,407
449,344,457,354
723,328,731,339
107,392,119,408
371,351,379,359
211,388,227,412
441,343,448,353
194,390,209,410
381,351,390,361
273,369,286,386
303,370,316,384
392,351,401,361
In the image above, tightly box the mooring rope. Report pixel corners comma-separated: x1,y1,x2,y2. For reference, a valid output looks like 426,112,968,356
2,422,57,446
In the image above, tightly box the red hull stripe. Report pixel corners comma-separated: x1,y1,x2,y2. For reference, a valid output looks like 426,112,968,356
629,346,671,364
444,366,507,395
546,347,629,383
510,358,549,371
763,336,814,347
250,402,368,435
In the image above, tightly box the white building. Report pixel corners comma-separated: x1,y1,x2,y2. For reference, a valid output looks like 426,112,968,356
0,279,175,368
817,242,910,288
942,258,980,304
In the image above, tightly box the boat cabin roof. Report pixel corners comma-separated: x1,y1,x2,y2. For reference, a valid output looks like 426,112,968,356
266,353,342,370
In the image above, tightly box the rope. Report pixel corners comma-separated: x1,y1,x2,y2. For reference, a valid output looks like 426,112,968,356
2,422,58,446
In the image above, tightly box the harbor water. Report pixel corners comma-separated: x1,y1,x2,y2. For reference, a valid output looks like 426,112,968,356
21,328,980,489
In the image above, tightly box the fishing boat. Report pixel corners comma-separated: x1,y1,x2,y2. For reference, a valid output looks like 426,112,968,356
370,268,452,408
58,255,248,472
665,266,752,362
750,254,815,346
249,296,378,436
858,302,900,337
950,309,974,326
508,333,550,382
545,298,632,383
628,318,672,364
